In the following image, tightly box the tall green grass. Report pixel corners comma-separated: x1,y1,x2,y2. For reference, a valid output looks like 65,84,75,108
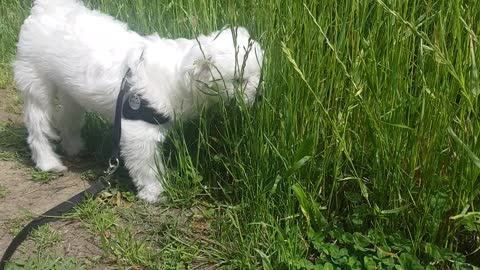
1,0,479,268
0,0,28,87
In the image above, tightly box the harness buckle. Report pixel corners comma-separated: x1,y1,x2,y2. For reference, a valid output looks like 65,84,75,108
105,158,119,176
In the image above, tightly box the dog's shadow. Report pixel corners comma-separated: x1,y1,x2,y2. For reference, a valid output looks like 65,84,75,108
0,117,132,190
0,114,163,194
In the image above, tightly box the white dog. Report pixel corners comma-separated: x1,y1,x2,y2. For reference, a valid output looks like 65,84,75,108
14,0,263,202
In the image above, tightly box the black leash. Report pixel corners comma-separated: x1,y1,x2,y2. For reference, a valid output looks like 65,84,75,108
0,177,110,269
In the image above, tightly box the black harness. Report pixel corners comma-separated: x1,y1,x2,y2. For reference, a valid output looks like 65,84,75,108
0,66,169,269
110,67,169,166
119,67,169,125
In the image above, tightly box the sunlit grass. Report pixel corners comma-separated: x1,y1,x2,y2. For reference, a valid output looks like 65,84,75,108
0,0,479,268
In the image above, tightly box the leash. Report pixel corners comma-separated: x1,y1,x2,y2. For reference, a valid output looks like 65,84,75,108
0,175,112,270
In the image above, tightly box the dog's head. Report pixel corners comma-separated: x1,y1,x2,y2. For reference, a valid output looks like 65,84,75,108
182,27,264,106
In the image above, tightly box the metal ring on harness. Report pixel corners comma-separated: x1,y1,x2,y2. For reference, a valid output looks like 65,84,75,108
106,158,120,176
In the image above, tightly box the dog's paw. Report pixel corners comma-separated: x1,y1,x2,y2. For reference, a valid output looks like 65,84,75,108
36,160,67,172
137,185,166,203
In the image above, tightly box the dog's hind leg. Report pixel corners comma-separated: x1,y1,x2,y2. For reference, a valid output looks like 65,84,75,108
14,62,67,172
56,92,85,156
120,120,166,203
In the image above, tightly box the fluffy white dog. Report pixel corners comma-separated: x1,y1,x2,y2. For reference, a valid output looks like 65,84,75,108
14,0,263,202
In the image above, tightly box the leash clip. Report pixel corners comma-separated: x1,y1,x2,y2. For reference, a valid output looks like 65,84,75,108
105,158,119,176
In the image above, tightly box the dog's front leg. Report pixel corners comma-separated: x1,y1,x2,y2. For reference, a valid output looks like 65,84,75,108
120,120,167,203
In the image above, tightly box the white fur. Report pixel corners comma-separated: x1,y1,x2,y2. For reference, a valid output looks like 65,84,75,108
14,0,263,202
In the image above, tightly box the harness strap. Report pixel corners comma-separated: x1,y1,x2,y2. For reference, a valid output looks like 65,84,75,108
110,67,169,165
110,67,134,165
122,97,169,125
0,178,108,269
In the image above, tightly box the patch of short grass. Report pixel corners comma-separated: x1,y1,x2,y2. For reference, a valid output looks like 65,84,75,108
71,197,157,268
5,215,32,236
26,168,59,183
70,196,225,269
5,253,83,270
79,169,101,182
30,224,63,250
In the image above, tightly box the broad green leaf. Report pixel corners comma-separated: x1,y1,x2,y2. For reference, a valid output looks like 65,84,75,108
254,249,273,270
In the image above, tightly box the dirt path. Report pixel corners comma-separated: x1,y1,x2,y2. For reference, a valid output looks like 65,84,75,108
0,87,106,266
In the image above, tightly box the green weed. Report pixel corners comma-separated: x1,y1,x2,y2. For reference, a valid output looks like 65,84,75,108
6,215,32,236
5,254,83,270
31,224,63,250
26,168,59,183
0,183,6,199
